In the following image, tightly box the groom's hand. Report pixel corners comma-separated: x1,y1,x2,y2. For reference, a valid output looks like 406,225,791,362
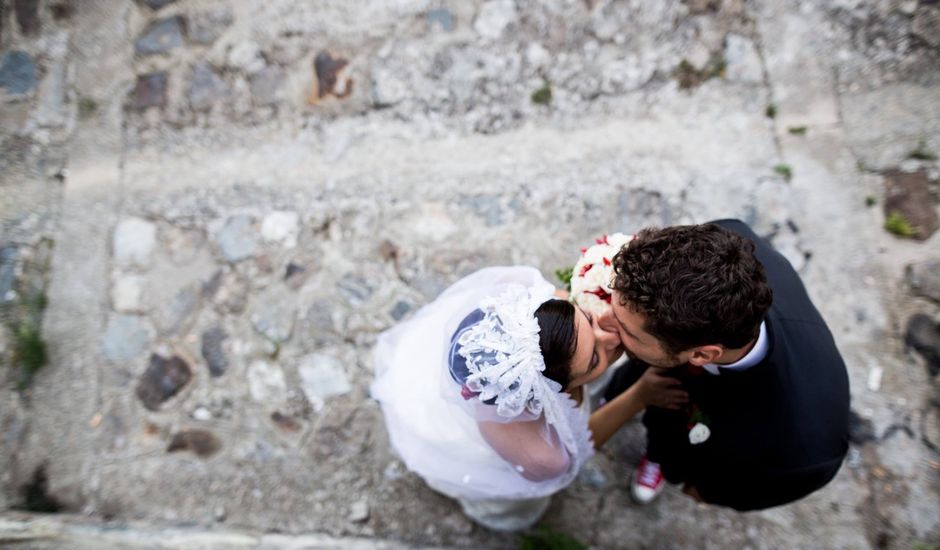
636,367,689,410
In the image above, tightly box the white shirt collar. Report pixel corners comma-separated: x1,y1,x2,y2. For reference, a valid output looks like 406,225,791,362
702,321,768,376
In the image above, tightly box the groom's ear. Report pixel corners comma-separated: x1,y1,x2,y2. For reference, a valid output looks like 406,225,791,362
687,345,723,366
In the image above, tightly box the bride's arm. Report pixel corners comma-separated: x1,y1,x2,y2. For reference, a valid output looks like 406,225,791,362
589,367,689,449
477,419,571,482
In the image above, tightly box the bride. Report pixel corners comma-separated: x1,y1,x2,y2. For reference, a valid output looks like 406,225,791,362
372,266,685,531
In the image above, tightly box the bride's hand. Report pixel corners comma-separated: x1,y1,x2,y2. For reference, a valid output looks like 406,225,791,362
636,367,689,410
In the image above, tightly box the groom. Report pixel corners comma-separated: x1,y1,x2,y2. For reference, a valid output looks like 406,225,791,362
595,219,850,511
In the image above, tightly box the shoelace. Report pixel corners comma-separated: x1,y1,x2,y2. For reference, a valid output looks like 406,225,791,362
638,462,661,486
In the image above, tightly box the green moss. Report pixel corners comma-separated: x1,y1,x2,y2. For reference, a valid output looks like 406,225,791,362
10,322,47,389
765,104,777,118
520,526,587,550
773,164,793,181
78,97,98,119
674,57,726,90
884,211,915,237
907,139,937,161
531,82,552,106
865,196,877,207
788,126,807,135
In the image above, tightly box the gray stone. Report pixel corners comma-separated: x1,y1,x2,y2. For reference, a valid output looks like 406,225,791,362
154,286,199,336
167,429,222,458
250,288,295,343
111,275,144,313
427,8,455,32
298,353,352,412
913,7,940,49
474,0,517,40
337,276,373,306
193,407,212,421
348,500,369,523
883,170,939,240
260,211,299,247
201,326,229,377
577,458,608,488
0,51,38,96
34,61,68,127
907,259,940,304
102,314,151,362
0,246,17,303
215,215,258,262
137,0,176,10
371,67,408,108
188,62,230,111
250,66,286,107
188,7,234,45
129,72,168,110
284,262,308,289
14,0,40,35
227,41,265,73
724,34,762,84
906,313,940,377
135,16,185,56
462,195,504,226
136,354,193,410
389,300,411,321
113,218,157,268
247,360,287,404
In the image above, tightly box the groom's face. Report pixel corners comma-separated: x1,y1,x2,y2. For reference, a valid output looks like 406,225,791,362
602,293,683,368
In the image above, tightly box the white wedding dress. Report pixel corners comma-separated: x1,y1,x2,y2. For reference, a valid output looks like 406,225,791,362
371,267,594,531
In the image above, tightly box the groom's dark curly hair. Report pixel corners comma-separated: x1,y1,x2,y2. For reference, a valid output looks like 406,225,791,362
611,223,773,356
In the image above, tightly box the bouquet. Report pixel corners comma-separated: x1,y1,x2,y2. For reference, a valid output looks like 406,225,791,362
556,233,634,315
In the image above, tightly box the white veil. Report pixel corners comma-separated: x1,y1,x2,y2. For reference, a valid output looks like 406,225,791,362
372,267,595,501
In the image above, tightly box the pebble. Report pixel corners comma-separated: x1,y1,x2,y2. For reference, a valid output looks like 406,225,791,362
188,7,234,45
136,354,193,411
0,50,38,96
167,429,222,458
135,16,185,56
260,211,299,248
427,8,456,32
298,353,352,412
389,300,411,321
348,500,369,523
215,215,258,262
247,360,287,404
474,0,517,40
193,407,212,421
153,286,198,336
250,288,296,343
337,276,373,306
129,72,168,110
113,218,157,268
227,41,265,74
188,62,230,111
906,259,940,305
111,275,144,313
250,65,286,107
102,314,151,362
201,326,229,377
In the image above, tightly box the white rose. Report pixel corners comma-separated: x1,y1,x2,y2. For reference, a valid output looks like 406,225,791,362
688,422,711,445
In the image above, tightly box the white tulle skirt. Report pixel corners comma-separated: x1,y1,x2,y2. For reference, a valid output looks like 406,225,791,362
371,267,592,531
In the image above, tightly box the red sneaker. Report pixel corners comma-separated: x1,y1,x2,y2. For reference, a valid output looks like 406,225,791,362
631,453,665,504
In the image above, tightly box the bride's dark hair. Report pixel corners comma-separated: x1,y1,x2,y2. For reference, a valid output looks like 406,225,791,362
534,299,578,388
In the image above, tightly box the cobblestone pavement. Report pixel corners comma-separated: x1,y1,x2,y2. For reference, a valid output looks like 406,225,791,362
1,0,939,548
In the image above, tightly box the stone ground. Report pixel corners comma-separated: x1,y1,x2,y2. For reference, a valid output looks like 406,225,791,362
1,0,940,548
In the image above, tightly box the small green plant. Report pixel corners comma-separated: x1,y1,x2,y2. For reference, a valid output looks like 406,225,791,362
555,266,573,292
675,57,727,90
765,104,777,118
788,126,807,135
865,196,877,207
907,139,937,161
773,164,793,181
531,82,552,106
520,526,587,550
10,322,47,389
884,211,915,237
78,97,98,119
